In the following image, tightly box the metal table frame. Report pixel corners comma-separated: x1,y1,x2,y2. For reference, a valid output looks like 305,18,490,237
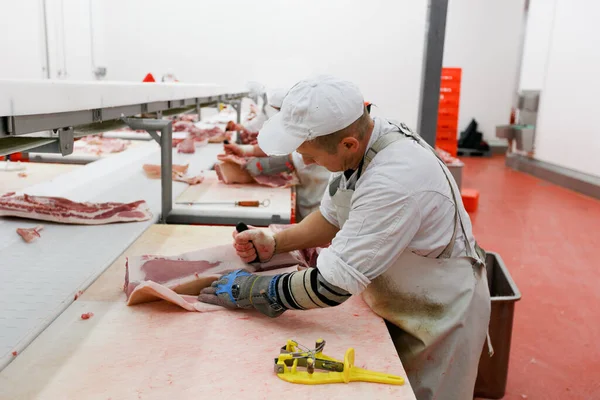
0,90,247,223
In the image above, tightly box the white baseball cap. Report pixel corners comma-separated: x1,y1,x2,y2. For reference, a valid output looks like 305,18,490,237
258,75,364,155
267,88,288,109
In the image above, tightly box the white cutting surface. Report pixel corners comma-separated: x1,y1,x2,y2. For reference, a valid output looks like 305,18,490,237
0,162,82,193
27,140,149,164
0,225,415,400
0,141,211,371
101,130,190,141
0,80,244,116
172,171,292,224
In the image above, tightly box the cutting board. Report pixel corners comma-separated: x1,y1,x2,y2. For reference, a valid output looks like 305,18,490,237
0,225,415,400
0,162,81,194
176,171,290,205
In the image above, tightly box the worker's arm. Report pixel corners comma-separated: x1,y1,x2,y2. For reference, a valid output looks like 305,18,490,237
231,210,338,263
198,267,351,317
275,211,338,253
223,143,267,157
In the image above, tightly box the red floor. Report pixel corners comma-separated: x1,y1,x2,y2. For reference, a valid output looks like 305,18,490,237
463,156,600,400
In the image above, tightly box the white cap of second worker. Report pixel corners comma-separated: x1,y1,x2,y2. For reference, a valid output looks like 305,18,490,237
258,75,364,155
267,88,287,109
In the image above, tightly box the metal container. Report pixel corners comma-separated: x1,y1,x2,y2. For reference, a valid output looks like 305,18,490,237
517,90,540,112
496,125,516,140
515,126,535,152
474,251,522,399
447,161,463,189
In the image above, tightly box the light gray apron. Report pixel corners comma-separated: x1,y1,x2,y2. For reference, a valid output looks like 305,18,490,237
329,121,491,400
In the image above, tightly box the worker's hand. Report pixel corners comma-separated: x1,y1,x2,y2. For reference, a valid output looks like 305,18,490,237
198,269,285,317
233,227,276,263
224,143,255,157
245,155,294,176
197,269,253,309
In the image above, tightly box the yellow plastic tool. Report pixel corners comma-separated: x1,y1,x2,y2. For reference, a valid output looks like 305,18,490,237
274,339,404,386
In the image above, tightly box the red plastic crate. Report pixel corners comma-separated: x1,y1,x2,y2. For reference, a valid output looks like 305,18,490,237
436,140,458,157
439,96,460,108
461,188,480,213
436,130,458,141
441,67,462,80
437,117,458,131
438,108,460,119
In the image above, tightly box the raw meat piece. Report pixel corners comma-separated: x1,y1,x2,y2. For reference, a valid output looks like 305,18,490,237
142,163,189,178
142,164,203,185
75,136,131,155
269,224,328,268
80,312,94,320
215,154,300,188
217,153,246,165
173,172,204,185
124,242,305,304
225,121,244,132
128,281,224,311
173,120,195,132
253,173,300,188
435,147,460,164
172,121,230,143
176,138,195,154
11,351,17,357
214,162,254,184
239,131,259,145
127,267,298,312
16,225,43,243
0,194,152,225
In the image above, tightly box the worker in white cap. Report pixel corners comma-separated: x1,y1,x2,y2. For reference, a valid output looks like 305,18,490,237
200,75,491,400
224,87,331,221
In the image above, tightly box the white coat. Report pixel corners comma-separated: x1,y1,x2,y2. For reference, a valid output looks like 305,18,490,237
317,117,491,400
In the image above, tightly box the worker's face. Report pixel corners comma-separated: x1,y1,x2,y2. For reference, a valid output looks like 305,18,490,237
296,137,361,172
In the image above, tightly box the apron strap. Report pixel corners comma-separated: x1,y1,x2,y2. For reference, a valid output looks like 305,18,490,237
385,121,484,264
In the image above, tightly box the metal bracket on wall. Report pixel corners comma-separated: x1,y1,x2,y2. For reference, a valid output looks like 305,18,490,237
229,100,242,124
31,127,75,155
121,117,173,224
417,0,449,146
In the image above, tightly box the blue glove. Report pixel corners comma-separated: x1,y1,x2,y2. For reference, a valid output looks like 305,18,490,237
198,269,285,317
245,156,294,176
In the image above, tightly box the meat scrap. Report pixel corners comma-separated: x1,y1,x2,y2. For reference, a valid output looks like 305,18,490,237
142,164,204,185
0,194,152,225
74,136,131,155
269,224,327,268
215,154,300,188
81,312,94,320
435,147,460,165
214,161,254,185
16,225,44,243
125,234,306,311
176,138,195,154
143,163,189,178
74,290,84,300
18,172,27,178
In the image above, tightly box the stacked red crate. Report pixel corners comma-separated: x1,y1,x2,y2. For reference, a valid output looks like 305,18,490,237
436,68,461,156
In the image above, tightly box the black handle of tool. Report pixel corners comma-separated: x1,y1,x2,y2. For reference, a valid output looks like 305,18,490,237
236,222,259,263
223,139,230,145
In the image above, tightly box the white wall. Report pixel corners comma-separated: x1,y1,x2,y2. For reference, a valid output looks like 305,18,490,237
99,0,427,128
519,0,556,90
443,0,526,140
533,0,600,177
0,0,47,79
0,0,100,81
